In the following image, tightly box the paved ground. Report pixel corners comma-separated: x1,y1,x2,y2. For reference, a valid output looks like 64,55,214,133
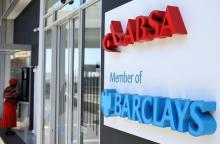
0,128,25,144
15,129,36,144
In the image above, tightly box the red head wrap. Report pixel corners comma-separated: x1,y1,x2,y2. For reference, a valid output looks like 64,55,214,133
9,79,18,86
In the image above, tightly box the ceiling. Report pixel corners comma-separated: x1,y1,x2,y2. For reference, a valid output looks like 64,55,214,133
0,44,31,55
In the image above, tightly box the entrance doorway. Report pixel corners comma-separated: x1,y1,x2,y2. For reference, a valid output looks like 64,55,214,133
80,2,101,144
42,1,101,144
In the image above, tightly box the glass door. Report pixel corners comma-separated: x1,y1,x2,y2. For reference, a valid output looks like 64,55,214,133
57,22,70,144
43,30,52,144
55,2,102,144
81,1,101,144
57,17,80,144
71,18,79,144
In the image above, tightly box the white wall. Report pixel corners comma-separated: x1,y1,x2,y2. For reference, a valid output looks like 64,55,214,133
0,14,14,119
104,0,220,144
0,56,5,117
4,19,13,89
0,20,7,118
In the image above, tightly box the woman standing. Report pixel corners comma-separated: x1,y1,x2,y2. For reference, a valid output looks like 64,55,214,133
1,79,19,136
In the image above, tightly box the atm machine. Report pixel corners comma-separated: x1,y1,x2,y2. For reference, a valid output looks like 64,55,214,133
20,67,34,130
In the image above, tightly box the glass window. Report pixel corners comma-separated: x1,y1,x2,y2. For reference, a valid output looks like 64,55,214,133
72,18,79,144
58,22,69,144
82,2,101,144
2,0,6,12
56,1,80,20
46,0,80,14
0,1,3,16
46,0,61,13
45,15,53,27
0,26,1,44
43,30,52,144
84,0,92,3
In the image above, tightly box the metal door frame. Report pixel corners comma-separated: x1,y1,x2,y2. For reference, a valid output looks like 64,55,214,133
55,14,80,144
39,1,101,144
78,1,102,144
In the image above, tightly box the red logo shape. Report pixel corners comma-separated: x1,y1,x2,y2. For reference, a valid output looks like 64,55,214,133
103,6,187,52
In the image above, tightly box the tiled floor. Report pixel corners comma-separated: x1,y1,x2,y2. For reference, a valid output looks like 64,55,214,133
14,103,36,144
0,123,36,144
15,129,36,144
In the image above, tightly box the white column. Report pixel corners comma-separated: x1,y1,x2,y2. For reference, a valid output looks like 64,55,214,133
0,55,5,117
0,19,6,119
0,18,14,117
4,55,10,86
36,0,45,144
4,19,14,93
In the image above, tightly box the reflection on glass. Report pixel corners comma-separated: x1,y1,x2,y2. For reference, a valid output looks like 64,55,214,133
46,0,80,13
43,30,52,144
72,18,79,144
45,15,53,27
82,2,101,144
46,0,61,13
58,23,69,144
56,1,80,20
84,0,92,3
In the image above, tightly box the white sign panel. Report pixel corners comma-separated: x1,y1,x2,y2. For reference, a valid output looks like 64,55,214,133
104,0,220,144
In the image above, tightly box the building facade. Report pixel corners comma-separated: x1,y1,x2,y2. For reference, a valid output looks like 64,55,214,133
0,0,219,144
